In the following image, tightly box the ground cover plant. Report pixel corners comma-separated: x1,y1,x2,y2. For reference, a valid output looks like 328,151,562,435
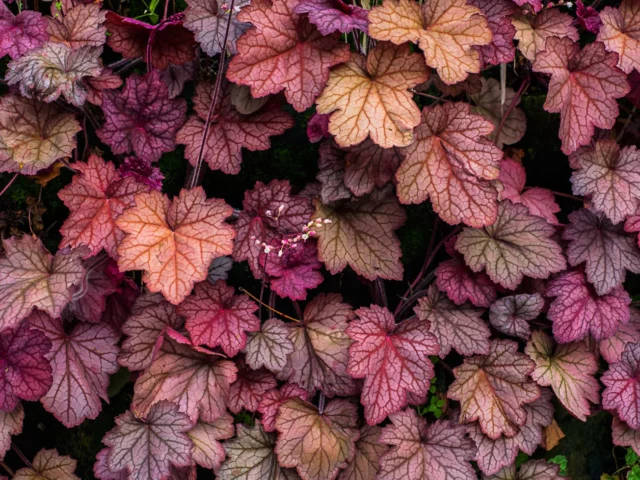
0,0,639,478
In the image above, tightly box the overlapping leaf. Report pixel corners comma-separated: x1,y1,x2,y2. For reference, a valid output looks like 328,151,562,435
118,156,164,191
339,425,385,480
13,449,80,480
395,102,503,227
294,0,368,35
226,0,350,112
577,1,602,34
188,413,234,470
244,319,295,373
116,187,235,305
468,0,516,67
65,256,119,323
612,415,640,456
512,9,578,62
602,342,640,429
0,404,23,460
0,3,48,59
489,293,544,340
48,3,107,49
228,358,277,413
597,0,640,74
263,240,323,301
600,308,640,364
85,68,123,106
484,459,562,480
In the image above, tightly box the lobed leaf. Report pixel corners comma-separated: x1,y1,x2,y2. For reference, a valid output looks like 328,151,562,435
602,342,640,429
597,0,640,74
13,449,80,480
489,293,544,340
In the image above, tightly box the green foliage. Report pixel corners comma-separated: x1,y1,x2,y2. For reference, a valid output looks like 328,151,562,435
549,455,568,476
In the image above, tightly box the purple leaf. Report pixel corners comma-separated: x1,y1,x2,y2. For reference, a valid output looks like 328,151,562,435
489,293,544,340
602,342,640,429
293,0,368,35
0,2,48,59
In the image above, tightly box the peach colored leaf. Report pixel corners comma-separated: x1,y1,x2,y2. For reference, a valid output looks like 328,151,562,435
602,342,640,429
346,304,439,424
58,155,149,258
468,0,516,67
600,308,640,364
29,311,119,428
177,82,293,175
339,425,386,480
498,158,560,225
525,331,599,421
13,449,80,480
183,0,251,56
263,239,323,301
315,42,428,148
414,284,490,357
103,401,193,480
0,404,23,460
280,293,357,396
228,359,277,413
484,459,562,480
597,0,640,74
0,235,85,330
0,321,52,411
612,415,640,456
547,270,631,343
368,0,492,84
133,337,237,423
564,209,640,296
313,187,405,280
470,77,526,147
275,398,359,480
0,3,48,59
448,339,540,439
395,102,503,227
226,0,350,112
178,281,259,356
489,293,544,340
471,390,554,475
116,187,235,305
119,293,183,371
0,94,81,175
571,141,640,224
455,201,566,289
294,0,368,35
511,9,578,62
532,37,630,155
217,422,299,480
244,319,295,373
257,384,309,432
188,413,234,470
377,408,476,480
47,3,107,49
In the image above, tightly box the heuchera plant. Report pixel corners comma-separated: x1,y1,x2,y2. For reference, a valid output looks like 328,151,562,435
0,0,639,478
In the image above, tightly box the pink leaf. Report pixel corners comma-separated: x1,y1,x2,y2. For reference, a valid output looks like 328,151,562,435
576,1,602,34
612,415,640,456
0,404,23,459
118,156,164,191
244,318,295,373
188,413,234,470
600,308,640,364
257,383,309,432
603,342,640,429
484,459,562,480
489,293,544,340
228,358,277,413
307,113,331,143
0,3,48,59
293,0,368,35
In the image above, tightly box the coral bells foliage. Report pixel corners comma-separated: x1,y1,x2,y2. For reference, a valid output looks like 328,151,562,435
1,0,640,479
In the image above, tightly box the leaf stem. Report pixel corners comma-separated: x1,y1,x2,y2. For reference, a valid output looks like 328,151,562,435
239,288,301,323
617,106,637,142
0,461,13,477
493,77,530,146
0,173,19,198
376,278,388,309
11,444,32,470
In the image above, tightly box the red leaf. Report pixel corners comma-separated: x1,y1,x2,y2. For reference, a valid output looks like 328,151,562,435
0,3,48,59
307,113,330,143
602,342,640,429
226,0,350,112
188,413,234,470
293,0,368,35
468,0,516,67
0,321,52,412
263,239,323,301
257,383,308,432
0,404,23,460
228,358,277,413
489,293,544,340
346,304,439,424
118,156,164,191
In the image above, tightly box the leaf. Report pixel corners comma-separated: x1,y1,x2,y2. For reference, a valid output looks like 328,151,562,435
484,459,562,480
263,239,323,301
377,408,476,480
597,0,640,74
93,448,126,480
613,415,640,457
97,70,187,163
132,337,237,423
346,140,403,198
28,311,119,427
177,82,293,175
414,284,490,357
257,384,309,432
571,141,640,224
467,0,516,67
161,62,196,99
228,358,277,413
471,390,554,475
512,9,578,62
188,413,234,470
119,293,183,371
85,68,123,106
0,94,81,175
448,339,540,439
13,449,80,480
512,0,542,12
489,293,544,340
58,155,149,258
564,209,640,296
395,102,503,227
532,37,630,155
339,425,386,480
47,3,107,49
118,156,164,191
183,0,251,56
116,187,235,305
217,422,299,480
307,113,330,143
313,188,406,280
226,0,350,112
346,304,439,424
105,12,196,70
102,401,193,480
0,235,85,330
0,3,48,59
434,237,498,308
470,77,527,147
177,280,259,356
208,256,233,283
577,1,602,34
0,404,23,460
65,256,119,323
0,321,52,412
498,158,560,225
244,319,295,373
280,293,357,396
234,179,314,278
275,398,359,480
525,331,599,421
602,342,640,429
294,0,368,35
546,270,631,343
541,419,565,451
455,200,566,290
600,309,640,364
315,42,428,148
368,0,492,84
